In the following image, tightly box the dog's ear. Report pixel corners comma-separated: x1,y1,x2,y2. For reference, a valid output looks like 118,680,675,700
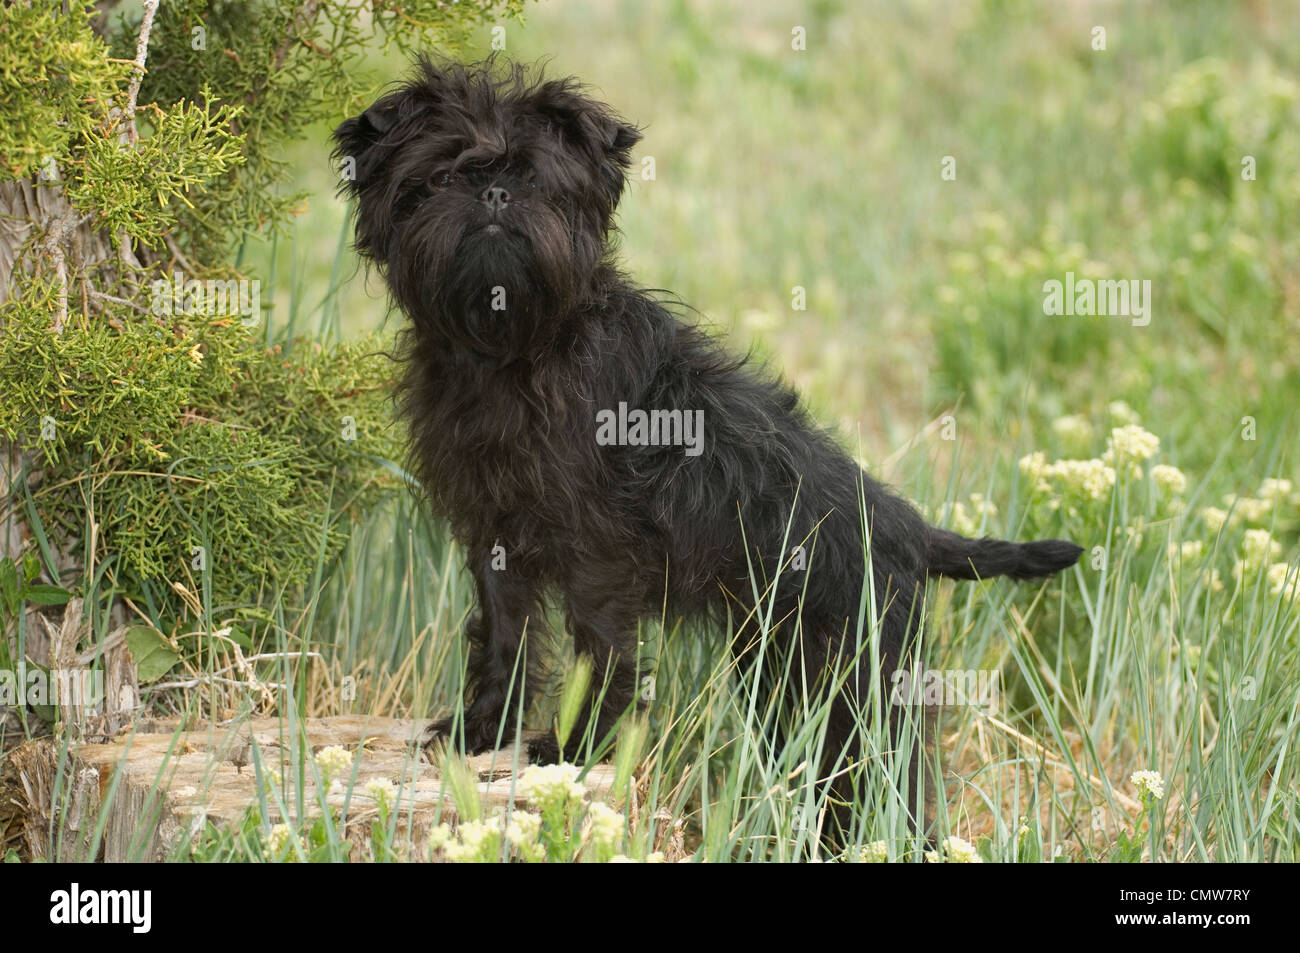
332,103,397,194
531,79,642,209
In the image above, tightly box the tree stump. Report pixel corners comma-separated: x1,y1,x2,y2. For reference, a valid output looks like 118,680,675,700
6,715,613,861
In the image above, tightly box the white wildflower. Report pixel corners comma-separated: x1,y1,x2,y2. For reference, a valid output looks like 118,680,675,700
428,823,454,852
1200,507,1228,533
314,745,353,787
1047,458,1116,500
364,777,397,813
1051,414,1093,450
938,500,976,537
1168,540,1203,562
506,811,542,846
1267,563,1298,601
582,802,624,853
1258,478,1293,502
1130,770,1165,801
1103,425,1160,470
518,763,586,809
443,818,502,863
1107,400,1141,425
1150,464,1187,495
926,836,982,863
265,823,297,858
1234,496,1273,523
942,836,982,863
1018,451,1053,494
857,841,890,863
1019,451,1048,479
1243,529,1281,566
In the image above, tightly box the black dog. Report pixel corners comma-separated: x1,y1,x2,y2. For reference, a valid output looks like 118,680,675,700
333,55,1081,834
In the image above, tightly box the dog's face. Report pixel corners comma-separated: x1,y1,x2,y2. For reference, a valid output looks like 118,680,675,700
333,56,640,352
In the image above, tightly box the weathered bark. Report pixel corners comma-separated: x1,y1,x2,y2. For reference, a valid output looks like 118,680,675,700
1,174,142,742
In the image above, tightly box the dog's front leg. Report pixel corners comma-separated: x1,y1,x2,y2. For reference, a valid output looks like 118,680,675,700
427,544,548,755
527,567,644,764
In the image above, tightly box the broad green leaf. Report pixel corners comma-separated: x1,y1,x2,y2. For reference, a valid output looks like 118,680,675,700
125,625,180,683
24,584,73,607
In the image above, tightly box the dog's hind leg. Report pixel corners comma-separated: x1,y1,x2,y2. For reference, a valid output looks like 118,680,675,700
813,579,933,854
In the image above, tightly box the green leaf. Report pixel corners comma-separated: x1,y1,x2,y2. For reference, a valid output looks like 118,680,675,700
31,704,58,724
24,584,73,606
0,559,18,617
225,624,254,650
556,655,593,752
125,625,181,683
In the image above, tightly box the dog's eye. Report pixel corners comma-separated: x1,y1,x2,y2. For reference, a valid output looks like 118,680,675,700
431,171,457,188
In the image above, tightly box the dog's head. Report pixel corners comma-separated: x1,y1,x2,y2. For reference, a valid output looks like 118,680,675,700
333,55,640,351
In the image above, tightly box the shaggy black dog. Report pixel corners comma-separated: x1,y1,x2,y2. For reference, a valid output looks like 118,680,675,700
333,55,1082,835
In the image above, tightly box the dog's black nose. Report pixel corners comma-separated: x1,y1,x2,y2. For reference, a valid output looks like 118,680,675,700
481,186,510,212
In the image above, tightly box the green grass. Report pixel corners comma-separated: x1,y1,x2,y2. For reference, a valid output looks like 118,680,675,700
8,0,1300,862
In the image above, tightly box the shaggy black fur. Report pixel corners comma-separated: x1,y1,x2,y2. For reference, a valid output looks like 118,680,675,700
333,55,1082,835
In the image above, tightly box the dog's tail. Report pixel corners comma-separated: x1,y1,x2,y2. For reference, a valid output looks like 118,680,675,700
926,527,1083,581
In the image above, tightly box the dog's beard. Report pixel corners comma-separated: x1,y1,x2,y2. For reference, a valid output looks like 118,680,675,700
382,191,603,358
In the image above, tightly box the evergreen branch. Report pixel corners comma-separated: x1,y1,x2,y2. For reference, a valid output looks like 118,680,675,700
88,289,149,313
272,1,323,76
39,208,91,332
124,0,160,146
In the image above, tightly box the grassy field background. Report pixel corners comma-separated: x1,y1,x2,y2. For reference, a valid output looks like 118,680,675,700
193,0,1300,861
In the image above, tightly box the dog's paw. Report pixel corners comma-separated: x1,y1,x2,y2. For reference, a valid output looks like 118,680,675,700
525,734,562,765
423,717,503,756
421,717,455,751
